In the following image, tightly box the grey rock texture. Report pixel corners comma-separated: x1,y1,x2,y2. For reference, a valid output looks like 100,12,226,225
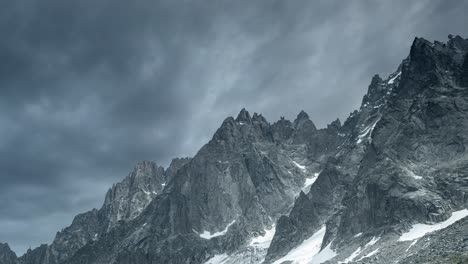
4,160,189,264
265,35,468,264
0,243,17,264
264,63,394,263
337,35,468,240
101,160,166,230
63,108,338,264
18,245,48,264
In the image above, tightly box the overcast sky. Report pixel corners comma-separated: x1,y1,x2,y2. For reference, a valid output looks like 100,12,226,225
1,0,468,255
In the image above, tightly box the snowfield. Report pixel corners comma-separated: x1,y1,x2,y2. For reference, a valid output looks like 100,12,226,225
272,226,336,264
399,209,468,241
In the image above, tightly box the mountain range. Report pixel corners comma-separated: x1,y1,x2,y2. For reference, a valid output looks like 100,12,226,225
1,34,468,264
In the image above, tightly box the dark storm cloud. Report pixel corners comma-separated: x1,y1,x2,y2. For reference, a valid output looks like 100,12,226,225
1,0,467,255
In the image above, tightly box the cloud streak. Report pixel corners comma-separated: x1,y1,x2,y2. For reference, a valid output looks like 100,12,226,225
1,0,467,255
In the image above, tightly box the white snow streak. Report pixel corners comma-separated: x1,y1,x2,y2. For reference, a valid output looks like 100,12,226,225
353,232,363,238
355,248,379,262
338,237,380,263
356,119,379,144
405,239,418,252
403,167,423,180
399,209,468,241
293,161,307,172
302,176,317,191
365,236,380,247
198,220,236,239
388,71,401,84
272,226,326,264
339,247,362,263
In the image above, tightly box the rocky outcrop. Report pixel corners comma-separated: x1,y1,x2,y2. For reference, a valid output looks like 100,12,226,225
10,159,190,264
63,108,343,264
101,161,166,230
0,243,17,264
337,35,468,240
265,35,468,264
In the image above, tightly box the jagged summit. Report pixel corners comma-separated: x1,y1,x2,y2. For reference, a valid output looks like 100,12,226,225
296,110,310,120
0,243,17,264
327,118,341,130
252,112,268,123
235,108,252,123
293,110,317,131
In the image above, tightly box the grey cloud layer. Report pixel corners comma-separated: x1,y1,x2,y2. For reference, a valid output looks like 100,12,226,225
1,0,467,255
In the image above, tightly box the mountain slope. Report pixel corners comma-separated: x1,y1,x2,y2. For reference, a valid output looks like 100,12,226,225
12,159,189,264
0,244,17,264
264,35,468,264
63,109,343,264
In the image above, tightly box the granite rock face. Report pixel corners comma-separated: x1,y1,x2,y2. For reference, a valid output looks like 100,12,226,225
0,243,17,264
63,108,342,264
338,35,468,239
264,35,468,264
3,35,468,264
4,159,190,264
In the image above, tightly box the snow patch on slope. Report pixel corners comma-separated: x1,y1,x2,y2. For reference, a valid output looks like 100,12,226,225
353,232,363,238
308,242,337,264
356,119,379,144
338,237,380,263
339,247,362,264
406,239,418,252
272,226,326,264
355,248,379,262
388,71,401,84
293,161,307,172
197,220,236,239
403,167,423,180
302,173,320,192
399,209,468,241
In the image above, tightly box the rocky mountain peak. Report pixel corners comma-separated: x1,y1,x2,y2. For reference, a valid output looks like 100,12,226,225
134,160,159,173
252,112,268,124
395,35,468,99
0,243,12,252
165,157,191,183
0,243,17,264
293,110,316,130
370,74,383,86
447,34,468,51
272,117,294,141
19,244,48,264
327,118,341,130
296,110,309,121
134,160,164,179
235,108,252,123
361,74,388,108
